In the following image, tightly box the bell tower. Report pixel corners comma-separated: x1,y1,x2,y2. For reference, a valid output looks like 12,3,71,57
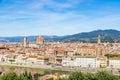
23,37,27,47
97,35,102,57
98,35,101,45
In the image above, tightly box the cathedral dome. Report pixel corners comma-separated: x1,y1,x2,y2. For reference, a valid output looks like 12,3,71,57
36,36,44,43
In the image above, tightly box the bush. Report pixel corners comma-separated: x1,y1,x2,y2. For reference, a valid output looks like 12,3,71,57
0,71,119,80
95,71,119,80
59,71,119,80
0,72,18,80
68,71,97,80
0,71,33,80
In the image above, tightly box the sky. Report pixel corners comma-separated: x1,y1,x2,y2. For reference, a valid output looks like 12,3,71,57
0,0,120,36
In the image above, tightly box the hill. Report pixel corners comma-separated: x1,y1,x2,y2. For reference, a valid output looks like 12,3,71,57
0,29,120,43
60,29,120,43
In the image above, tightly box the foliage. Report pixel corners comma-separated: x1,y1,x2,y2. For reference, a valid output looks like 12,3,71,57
105,54,120,58
9,59,15,64
59,71,119,80
69,71,84,80
18,71,33,80
68,71,97,80
95,70,119,80
73,52,81,56
58,78,68,80
0,71,43,80
0,71,119,80
0,72,18,80
48,78,54,80
100,64,107,68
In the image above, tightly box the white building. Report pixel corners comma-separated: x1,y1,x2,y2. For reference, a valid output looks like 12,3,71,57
62,57,100,68
62,57,75,67
109,59,120,69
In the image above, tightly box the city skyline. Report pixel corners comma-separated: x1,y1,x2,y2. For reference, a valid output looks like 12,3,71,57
0,0,120,36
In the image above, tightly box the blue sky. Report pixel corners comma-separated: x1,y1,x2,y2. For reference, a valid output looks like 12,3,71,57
0,0,120,36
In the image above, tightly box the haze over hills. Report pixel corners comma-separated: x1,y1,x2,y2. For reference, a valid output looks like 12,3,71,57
0,29,120,43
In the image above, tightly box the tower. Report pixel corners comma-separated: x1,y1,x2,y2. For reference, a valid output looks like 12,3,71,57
23,37,27,47
98,35,101,45
97,35,102,57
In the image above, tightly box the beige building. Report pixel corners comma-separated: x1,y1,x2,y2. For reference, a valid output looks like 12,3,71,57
76,45,97,57
54,47,68,64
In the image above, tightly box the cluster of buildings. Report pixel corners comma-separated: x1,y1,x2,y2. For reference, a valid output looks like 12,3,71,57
0,35,120,69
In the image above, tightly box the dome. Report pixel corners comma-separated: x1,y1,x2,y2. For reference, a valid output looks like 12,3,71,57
36,36,44,43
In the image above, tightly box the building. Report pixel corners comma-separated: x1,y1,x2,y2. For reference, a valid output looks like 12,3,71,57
109,58,120,69
76,45,97,57
19,36,45,48
74,35,109,67
62,57,100,68
20,37,28,47
54,47,68,64
36,36,44,44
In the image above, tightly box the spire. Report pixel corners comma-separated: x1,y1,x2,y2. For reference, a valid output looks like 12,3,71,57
98,35,101,45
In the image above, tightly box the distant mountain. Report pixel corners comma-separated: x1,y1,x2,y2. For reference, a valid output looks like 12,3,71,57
60,29,120,43
0,29,120,43
0,35,59,42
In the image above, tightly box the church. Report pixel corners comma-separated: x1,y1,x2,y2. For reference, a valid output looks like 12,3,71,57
20,36,44,48
76,35,108,58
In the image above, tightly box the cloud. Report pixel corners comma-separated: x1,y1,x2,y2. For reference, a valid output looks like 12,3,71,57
0,0,87,24
30,0,81,9
0,0,90,23
0,0,120,36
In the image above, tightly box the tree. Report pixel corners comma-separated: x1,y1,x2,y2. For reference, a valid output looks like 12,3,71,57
9,59,15,64
69,71,85,80
0,71,33,80
105,54,120,58
0,72,18,80
95,71,119,80
48,78,54,80
58,78,68,80
60,71,119,80
73,52,81,56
